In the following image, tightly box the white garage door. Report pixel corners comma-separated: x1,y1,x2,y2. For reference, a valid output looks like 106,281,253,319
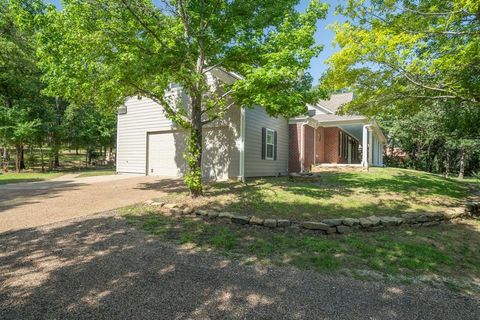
147,132,185,177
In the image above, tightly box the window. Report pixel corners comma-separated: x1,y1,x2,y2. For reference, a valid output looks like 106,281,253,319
261,127,277,160
266,129,275,160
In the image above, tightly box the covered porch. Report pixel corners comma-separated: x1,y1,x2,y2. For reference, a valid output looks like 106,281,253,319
288,115,386,173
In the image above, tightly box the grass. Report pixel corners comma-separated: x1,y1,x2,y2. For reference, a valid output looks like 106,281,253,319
0,168,115,185
122,205,480,293
151,168,469,220
76,169,115,178
0,172,63,184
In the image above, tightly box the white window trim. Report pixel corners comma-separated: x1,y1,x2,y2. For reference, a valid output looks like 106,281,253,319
265,128,275,160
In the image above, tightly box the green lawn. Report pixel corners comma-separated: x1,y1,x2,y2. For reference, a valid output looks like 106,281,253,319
0,168,115,184
76,169,115,178
0,172,63,184
122,205,480,294
151,168,469,220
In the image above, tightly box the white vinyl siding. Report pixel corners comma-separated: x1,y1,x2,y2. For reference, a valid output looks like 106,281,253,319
117,96,241,180
244,106,288,177
117,97,175,174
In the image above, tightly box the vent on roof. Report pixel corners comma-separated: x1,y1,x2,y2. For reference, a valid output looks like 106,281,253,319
308,109,316,117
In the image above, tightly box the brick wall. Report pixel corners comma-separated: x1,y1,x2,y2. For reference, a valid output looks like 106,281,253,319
303,125,315,170
288,124,301,172
323,127,341,163
290,124,362,171
316,127,325,163
288,124,315,172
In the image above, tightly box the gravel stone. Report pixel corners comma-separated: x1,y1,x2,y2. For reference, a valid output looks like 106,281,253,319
342,218,360,226
196,210,208,216
367,216,381,226
302,221,330,231
422,221,440,227
336,225,351,234
170,208,183,215
277,219,291,227
326,227,337,234
263,219,277,228
322,219,342,227
182,207,194,215
249,216,264,225
207,211,219,218
359,218,374,228
379,216,403,226
164,203,179,209
218,212,234,219
1,213,478,319
232,215,250,225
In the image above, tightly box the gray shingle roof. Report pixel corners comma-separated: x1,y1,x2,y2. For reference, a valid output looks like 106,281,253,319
316,92,354,114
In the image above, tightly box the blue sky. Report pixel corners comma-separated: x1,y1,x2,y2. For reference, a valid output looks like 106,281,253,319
47,0,344,84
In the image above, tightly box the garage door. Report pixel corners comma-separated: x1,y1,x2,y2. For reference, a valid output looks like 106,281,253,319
147,132,185,177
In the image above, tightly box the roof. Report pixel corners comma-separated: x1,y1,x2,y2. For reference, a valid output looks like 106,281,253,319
312,114,366,123
316,92,354,114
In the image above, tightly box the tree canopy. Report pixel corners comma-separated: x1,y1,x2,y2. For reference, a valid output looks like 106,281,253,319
38,0,329,195
324,0,480,116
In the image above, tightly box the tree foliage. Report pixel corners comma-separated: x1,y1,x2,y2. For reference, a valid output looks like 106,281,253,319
381,102,480,177
324,0,480,115
0,0,116,172
38,0,328,196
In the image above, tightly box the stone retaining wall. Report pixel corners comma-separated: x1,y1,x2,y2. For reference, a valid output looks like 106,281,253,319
144,200,480,235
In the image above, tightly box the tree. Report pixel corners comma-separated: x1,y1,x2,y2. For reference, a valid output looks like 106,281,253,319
37,0,328,196
324,0,480,116
63,103,116,166
379,102,480,177
0,0,47,172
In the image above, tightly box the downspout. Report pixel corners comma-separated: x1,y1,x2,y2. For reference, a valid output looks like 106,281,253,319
239,107,246,182
116,110,120,174
361,124,370,168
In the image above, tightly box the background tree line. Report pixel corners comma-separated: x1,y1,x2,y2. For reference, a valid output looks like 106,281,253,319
325,0,480,178
0,0,116,173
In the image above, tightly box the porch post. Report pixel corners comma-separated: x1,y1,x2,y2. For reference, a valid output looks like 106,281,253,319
313,126,317,165
300,123,306,172
368,130,374,165
361,125,369,168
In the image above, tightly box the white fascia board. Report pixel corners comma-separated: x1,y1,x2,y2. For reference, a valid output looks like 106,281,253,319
307,103,333,115
316,118,368,127
209,67,244,85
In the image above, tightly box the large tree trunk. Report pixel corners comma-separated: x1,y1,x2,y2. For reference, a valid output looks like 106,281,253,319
458,149,465,179
15,144,22,173
186,94,203,197
1,147,8,172
53,97,61,168
444,152,450,177
20,145,25,170
40,144,45,173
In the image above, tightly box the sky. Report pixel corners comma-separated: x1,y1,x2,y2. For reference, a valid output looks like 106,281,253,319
47,0,345,84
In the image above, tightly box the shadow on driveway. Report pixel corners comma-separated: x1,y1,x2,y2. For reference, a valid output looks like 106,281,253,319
1,213,478,319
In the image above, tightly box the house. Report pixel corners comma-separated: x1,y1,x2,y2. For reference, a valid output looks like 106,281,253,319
288,92,386,172
116,69,385,180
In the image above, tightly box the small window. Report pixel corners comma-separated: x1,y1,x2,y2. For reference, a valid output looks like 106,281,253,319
266,129,275,160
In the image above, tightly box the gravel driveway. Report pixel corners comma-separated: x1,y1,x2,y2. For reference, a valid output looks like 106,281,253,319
1,212,478,320
0,174,183,233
